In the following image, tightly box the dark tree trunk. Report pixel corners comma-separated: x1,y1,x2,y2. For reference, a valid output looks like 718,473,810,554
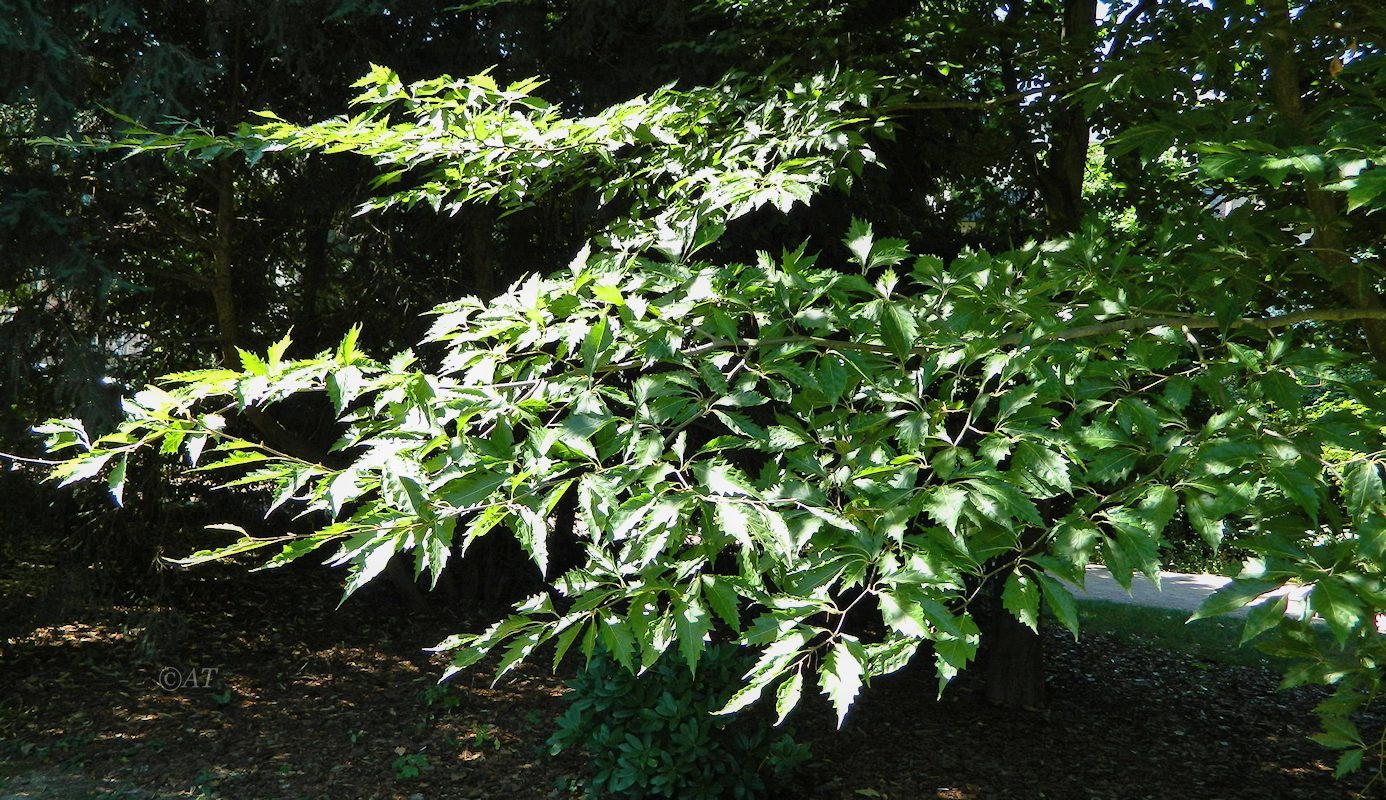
385,558,430,614
1038,0,1098,235
982,592,1046,709
1261,0,1386,364
210,163,241,366
461,205,499,299
206,164,328,462
972,559,1046,710
978,0,1097,711
294,208,332,337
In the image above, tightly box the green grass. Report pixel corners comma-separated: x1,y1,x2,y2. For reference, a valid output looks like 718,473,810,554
1070,599,1284,670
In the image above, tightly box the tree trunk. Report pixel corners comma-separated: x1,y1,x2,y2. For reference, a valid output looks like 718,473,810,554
385,559,430,613
983,603,1046,709
462,205,499,299
294,208,332,336
210,163,240,366
1039,0,1098,234
206,164,328,462
1261,0,1386,363
980,0,1096,710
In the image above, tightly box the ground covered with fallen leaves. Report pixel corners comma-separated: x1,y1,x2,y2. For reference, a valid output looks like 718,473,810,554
1,562,1381,800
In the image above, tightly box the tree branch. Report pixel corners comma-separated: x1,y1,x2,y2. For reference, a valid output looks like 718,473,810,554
476,308,1386,396
892,83,1071,112
995,308,1386,347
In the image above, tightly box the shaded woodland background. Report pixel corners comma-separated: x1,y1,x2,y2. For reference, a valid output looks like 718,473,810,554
1,0,1072,624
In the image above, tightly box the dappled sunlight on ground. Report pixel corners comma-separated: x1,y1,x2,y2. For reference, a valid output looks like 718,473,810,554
1,565,1378,799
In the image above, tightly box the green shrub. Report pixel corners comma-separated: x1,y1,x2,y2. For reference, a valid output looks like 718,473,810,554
549,643,811,799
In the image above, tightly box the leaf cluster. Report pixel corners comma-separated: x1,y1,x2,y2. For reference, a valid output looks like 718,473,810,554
38,219,1386,736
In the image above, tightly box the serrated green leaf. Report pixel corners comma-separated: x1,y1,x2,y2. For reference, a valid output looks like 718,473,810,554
817,356,848,403
106,454,128,507
327,366,365,414
54,452,112,488
580,316,612,375
713,631,808,716
1011,440,1071,497
1034,572,1079,638
341,532,404,600
1084,448,1139,484
599,616,636,672
267,465,320,516
553,414,603,461
592,282,624,306
923,485,967,533
551,620,587,671
880,302,918,359
169,533,282,567
1001,570,1039,633
878,589,928,638
1191,577,1283,621
844,218,874,267
700,576,740,628
1310,578,1367,645
1270,464,1319,521
767,425,810,451
713,409,768,442
819,639,864,727
697,359,730,394
441,471,508,510
1185,491,1226,550
325,468,365,517
774,670,803,725
336,324,363,364
933,634,977,695
515,505,550,576
255,533,340,571
1335,749,1365,778
419,517,456,587
674,598,712,674
185,433,209,467
237,348,269,377
1345,462,1383,522
712,498,755,550
697,461,756,497
1240,593,1288,644
1162,376,1193,410
265,332,293,372
1103,511,1162,587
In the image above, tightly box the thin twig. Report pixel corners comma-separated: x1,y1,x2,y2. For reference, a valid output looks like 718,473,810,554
0,451,64,466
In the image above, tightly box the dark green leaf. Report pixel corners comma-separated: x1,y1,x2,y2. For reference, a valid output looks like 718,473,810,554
1001,570,1040,633
880,302,918,360
1034,572,1079,638
1192,578,1283,621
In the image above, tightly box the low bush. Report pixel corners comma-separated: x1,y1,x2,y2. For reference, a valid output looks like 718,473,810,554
549,643,811,799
